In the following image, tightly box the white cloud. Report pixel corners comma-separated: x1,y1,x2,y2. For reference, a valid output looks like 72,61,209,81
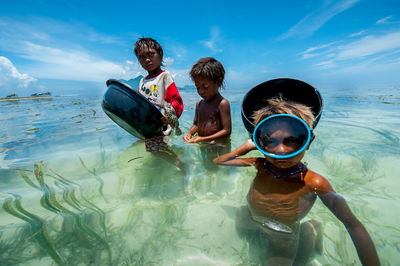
170,46,187,59
349,30,367,37
13,42,129,82
224,68,262,89
201,27,223,53
304,31,400,83
0,18,135,83
376,15,393,25
300,41,339,59
303,42,336,54
169,68,191,86
300,31,400,78
0,56,36,96
337,31,400,59
314,60,336,69
328,56,400,83
0,18,126,46
302,53,320,59
226,69,246,81
280,0,359,39
164,57,175,66
120,60,144,80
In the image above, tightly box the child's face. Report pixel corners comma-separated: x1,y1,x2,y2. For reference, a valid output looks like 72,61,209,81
136,46,162,74
260,122,308,168
193,77,220,101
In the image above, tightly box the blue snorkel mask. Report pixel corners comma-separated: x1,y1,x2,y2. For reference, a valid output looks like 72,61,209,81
253,114,313,159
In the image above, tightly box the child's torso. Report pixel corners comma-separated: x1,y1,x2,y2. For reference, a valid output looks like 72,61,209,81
247,159,317,225
138,71,170,106
197,94,224,136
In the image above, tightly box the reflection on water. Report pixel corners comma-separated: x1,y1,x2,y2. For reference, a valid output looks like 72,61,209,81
0,87,399,265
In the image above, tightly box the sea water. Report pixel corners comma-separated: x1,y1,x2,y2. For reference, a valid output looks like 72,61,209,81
0,85,399,265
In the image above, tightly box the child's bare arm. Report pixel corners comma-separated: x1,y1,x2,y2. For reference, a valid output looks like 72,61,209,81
186,99,231,143
218,98,231,137
319,192,380,266
213,139,258,166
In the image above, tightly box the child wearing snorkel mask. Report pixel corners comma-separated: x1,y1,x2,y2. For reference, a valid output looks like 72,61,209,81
213,98,379,265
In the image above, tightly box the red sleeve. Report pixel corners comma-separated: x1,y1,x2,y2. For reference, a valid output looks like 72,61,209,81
164,82,183,118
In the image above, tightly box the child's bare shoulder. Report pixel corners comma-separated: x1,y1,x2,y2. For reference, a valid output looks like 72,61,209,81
220,97,230,104
218,97,230,109
195,99,202,108
304,170,335,194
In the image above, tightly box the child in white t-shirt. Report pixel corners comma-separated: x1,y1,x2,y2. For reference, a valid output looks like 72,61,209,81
134,37,184,169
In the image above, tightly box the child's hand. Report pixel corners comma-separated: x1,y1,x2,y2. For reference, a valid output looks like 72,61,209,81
183,133,192,142
161,116,168,126
186,136,203,143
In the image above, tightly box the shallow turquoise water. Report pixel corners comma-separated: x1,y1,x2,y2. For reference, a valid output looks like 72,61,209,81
0,86,399,265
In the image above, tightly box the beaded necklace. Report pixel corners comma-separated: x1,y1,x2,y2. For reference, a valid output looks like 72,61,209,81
264,161,308,180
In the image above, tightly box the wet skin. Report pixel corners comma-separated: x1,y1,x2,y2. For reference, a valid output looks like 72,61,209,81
183,77,231,143
214,138,380,265
249,133,323,225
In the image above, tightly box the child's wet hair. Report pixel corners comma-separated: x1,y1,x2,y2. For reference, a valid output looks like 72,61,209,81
190,57,225,88
134,37,163,61
251,98,315,129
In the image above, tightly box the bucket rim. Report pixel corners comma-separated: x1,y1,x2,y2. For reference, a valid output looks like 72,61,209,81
241,78,323,133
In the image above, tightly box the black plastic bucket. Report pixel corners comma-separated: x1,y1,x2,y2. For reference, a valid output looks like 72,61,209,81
241,78,323,134
102,79,163,139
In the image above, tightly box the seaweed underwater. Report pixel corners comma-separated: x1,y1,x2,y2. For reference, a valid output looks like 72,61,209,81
320,151,389,199
50,169,108,239
306,143,396,264
323,221,358,266
79,156,108,203
320,207,397,266
0,161,112,265
1,154,197,265
105,199,191,265
0,226,33,265
1,193,64,265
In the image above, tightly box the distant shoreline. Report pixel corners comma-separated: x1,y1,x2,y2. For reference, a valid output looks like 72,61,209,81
0,96,57,102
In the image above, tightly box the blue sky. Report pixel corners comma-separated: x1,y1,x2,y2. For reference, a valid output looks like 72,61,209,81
0,0,399,96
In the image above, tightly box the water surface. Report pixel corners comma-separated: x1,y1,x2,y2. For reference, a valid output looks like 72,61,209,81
0,86,399,265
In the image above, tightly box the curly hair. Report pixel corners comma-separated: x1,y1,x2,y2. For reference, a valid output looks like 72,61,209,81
190,57,225,88
134,37,163,61
251,97,315,129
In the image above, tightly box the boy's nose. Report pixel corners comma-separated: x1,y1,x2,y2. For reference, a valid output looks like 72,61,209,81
273,143,291,154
